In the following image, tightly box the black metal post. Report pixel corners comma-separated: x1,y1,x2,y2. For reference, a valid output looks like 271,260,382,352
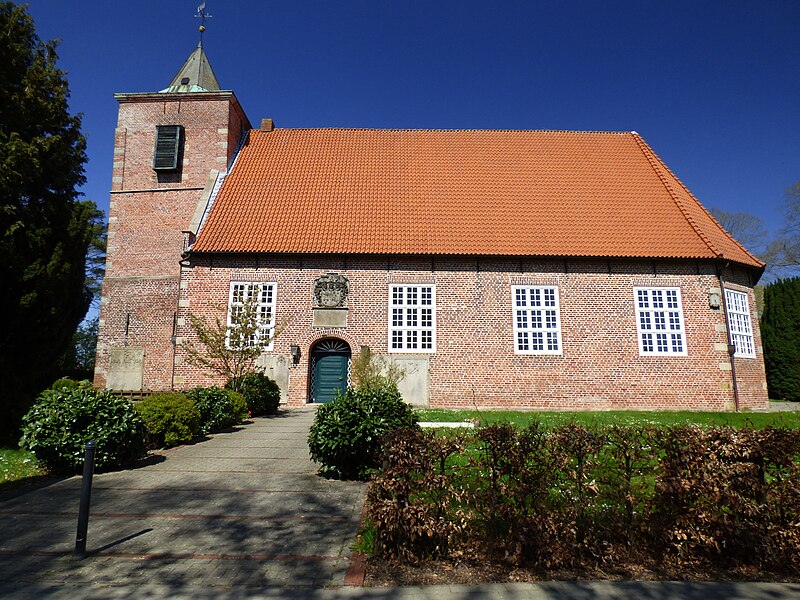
74,440,96,559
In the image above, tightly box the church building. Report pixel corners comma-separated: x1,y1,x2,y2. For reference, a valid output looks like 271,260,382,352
94,42,768,411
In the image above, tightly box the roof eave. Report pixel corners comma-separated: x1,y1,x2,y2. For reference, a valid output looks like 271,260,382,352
185,247,764,266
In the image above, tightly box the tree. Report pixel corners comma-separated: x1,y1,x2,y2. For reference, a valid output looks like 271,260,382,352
83,204,107,307
350,346,405,390
761,277,800,401
708,207,769,258
766,181,800,272
184,298,282,389
58,316,100,380
0,3,99,443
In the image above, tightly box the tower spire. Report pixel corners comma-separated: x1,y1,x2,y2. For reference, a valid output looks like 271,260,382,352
159,3,220,93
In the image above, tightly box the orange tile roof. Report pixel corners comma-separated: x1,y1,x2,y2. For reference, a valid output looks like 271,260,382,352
191,128,763,269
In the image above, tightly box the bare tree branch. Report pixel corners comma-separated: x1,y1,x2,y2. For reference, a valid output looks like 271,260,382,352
764,181,800,275
708,207,769,257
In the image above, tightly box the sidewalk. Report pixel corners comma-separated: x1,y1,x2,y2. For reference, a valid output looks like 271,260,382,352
1,580,799,599
0,407,366,593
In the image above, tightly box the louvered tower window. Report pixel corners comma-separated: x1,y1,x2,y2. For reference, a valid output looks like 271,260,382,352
153,125,183,171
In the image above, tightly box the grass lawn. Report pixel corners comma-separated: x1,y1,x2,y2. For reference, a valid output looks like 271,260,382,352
416,408,800,429
0,448,47,492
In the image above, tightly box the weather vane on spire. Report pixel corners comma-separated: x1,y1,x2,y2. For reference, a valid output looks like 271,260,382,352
195,2,212,44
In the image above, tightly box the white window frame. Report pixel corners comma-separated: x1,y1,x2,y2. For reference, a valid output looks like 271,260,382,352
227,281,277,351
512,285,563,355
634,287,687,356
388,284,436,353
725,289,756,358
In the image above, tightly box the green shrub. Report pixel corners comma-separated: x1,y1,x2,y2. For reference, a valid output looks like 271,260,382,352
186,387,248,434
48,377,92,391
226,372,281,416
135,392,201,448
308,383,418,480
227,390,248,423
19,388,147,473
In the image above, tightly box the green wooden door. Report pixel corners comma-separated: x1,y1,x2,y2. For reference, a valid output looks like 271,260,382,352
310,340,351,403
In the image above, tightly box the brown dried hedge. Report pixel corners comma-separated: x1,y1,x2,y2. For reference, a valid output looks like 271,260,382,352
367,423,800,576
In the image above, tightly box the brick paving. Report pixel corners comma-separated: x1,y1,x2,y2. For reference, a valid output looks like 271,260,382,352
0,407,366,594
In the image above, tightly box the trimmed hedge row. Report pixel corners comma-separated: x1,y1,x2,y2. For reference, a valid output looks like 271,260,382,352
186,387,248,435
20,378,262,471
135,392,202,448
369,423,800,576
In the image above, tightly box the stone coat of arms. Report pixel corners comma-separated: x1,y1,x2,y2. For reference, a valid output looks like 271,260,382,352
313,273,349,308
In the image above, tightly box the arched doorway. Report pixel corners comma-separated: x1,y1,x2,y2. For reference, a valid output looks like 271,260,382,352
309,338,351,403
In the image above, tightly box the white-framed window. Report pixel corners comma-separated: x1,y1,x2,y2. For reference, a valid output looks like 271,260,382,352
512,286,562,355
227,282,276,350
634,287,687,356
388,284,436,352
725,289,756,358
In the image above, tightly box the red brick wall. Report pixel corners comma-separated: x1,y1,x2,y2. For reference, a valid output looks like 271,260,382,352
721,267,769,409
173,254,768,411
94,277,178,389
95,92,251,390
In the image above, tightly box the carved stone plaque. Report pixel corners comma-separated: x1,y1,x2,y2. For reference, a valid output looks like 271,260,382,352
313,273,349,308
107,347,145,391
313,308,348,328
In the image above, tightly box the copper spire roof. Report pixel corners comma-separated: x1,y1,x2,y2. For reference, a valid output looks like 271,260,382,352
190,128,762,269
160,42,221,93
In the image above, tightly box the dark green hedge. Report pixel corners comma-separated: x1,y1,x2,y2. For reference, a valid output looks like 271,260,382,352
135,392,201,448
762,277,800,401
186,387,247,434
226,372,280,416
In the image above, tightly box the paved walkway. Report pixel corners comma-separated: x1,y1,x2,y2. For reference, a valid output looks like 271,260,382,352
0,407,367,595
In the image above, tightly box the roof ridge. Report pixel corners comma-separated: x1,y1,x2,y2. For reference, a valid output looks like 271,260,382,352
192,131,251,247
251,127,635,134
631,133,722,259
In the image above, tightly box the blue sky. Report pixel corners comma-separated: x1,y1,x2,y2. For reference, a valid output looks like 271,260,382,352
26,1,800,238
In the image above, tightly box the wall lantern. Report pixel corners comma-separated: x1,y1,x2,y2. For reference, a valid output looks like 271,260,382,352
290,344,301,364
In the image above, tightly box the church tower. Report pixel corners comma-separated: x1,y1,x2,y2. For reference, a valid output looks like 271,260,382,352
94,41,251,391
